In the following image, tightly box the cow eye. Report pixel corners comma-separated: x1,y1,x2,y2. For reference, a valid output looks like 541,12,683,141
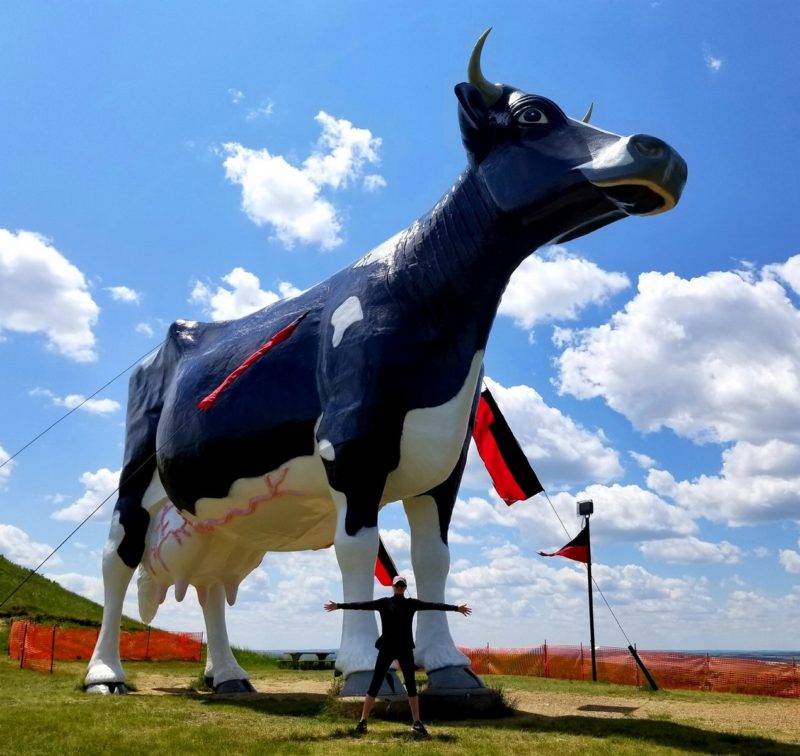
517,108,549,125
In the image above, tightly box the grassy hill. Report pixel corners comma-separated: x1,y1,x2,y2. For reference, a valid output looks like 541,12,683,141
0,554,143,630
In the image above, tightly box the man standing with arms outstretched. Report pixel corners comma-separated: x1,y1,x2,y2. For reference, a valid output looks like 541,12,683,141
325,574,472,736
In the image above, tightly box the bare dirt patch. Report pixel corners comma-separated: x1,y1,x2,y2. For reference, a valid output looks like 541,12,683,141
511,689,800,744
130,672,800,745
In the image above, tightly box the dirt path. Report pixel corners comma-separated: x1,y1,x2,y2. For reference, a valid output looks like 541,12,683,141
132,673,800,745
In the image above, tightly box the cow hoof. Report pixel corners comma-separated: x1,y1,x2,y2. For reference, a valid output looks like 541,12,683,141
425,665,486,690
85,682,128,695
214,679,256,694
340,669,403,697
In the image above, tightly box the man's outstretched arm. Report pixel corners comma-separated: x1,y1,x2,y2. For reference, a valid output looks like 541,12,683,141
413,600,472,615
324,598,384,612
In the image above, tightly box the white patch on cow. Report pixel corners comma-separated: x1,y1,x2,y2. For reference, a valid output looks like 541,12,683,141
577,135,634,180
383,350,484,502
330,296,364,348
353,230,403,269
318,439,335,461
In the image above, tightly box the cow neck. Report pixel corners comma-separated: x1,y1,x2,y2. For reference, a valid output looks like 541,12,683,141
390,170,533,346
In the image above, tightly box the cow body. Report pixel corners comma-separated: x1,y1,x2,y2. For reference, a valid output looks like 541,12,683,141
86,30,686,694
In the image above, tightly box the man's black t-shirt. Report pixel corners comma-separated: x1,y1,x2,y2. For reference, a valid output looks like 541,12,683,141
338,594,458,651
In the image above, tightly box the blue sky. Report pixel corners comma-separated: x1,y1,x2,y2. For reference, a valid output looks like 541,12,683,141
2,2,800,651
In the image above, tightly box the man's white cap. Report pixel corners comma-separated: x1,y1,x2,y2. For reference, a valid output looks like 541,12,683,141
392,575,408,586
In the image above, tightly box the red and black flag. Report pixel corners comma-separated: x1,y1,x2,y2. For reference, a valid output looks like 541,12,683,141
374,537,399,586
538,525,589,564
472,387,544,505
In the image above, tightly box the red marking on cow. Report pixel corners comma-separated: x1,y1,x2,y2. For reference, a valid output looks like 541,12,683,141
146,468,306,573
198,312,308,411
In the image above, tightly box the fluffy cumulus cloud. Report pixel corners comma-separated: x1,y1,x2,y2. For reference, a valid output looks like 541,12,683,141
0,524,61,568
499,246,629,330
190,267,302,321
639,536,742,564
222,111,384,250
462,377,622,492
106,285,141,304
556,261,800,445
779,549,800,575
52,467,121,522
451,481,695,557
29,387,121,416
0,229,99,361
647,439,800,525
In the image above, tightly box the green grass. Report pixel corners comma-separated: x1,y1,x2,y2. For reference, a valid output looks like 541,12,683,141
0,555,144,630
2,658,798,755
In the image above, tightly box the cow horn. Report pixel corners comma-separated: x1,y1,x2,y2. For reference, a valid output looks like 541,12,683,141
581,102,594,124
468,28,503,106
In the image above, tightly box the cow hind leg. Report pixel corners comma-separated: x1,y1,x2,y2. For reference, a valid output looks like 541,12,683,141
403,494,485,691
200,583,254,693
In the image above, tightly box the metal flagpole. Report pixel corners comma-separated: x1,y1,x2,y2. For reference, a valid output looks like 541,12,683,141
578,500,597,682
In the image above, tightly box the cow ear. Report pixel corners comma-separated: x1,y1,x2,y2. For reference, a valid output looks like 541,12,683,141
455,83,491,160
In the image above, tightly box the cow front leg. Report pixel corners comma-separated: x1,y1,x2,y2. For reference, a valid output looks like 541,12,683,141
404,493,485,690
85,515,134,693
199,583,254,693
328,491,398,696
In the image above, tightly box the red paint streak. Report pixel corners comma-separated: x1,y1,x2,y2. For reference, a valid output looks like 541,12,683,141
197,312,308,411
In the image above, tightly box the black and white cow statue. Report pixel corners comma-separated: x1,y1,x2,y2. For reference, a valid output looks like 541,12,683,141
85,30,686,694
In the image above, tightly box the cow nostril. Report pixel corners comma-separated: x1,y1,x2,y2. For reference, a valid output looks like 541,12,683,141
632,135,665,160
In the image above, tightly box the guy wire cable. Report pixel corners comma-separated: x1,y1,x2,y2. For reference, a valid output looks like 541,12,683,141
541,488,634,647
0,340,165,472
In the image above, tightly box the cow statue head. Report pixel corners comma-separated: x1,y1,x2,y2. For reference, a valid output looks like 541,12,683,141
456,29,687,246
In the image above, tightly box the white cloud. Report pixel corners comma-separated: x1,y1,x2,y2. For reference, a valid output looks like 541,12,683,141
557,263,800,445
629,451,656,470
190,267,302,321
703,46,724,72
640,536,742,564
222,111,383,250
51,467,121,522
452,482,695,557
106,285,141,304
363,174,387,192
499,246,629,330
228,88,244,104
0,445,12,489
463,377,622,491
779,549,800,574
43,571,104,602
30,387,120,416
245,100,275,120
647,440,800,525
0,229,99,361
765,254,800,295
0,524,61,568
135,322,155,337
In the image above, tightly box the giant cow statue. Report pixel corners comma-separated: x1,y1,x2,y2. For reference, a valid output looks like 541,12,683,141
85,30,686,694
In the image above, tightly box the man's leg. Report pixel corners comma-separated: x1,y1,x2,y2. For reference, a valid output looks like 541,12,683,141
359,647,394,725
396,648,424,726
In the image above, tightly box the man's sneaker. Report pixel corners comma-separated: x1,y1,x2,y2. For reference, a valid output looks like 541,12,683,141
355,719,368,734
411,720,429,737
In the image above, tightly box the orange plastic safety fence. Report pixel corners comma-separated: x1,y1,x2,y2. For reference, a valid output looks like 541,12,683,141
7,620,203,671
459,645,800,699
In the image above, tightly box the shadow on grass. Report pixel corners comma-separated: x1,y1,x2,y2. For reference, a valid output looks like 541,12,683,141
188,691,800,753
447,713,800,755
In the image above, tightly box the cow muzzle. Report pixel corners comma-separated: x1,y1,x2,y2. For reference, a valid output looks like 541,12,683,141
577,134,687,216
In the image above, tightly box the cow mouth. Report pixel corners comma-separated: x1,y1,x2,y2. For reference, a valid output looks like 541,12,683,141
598,180,673,216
